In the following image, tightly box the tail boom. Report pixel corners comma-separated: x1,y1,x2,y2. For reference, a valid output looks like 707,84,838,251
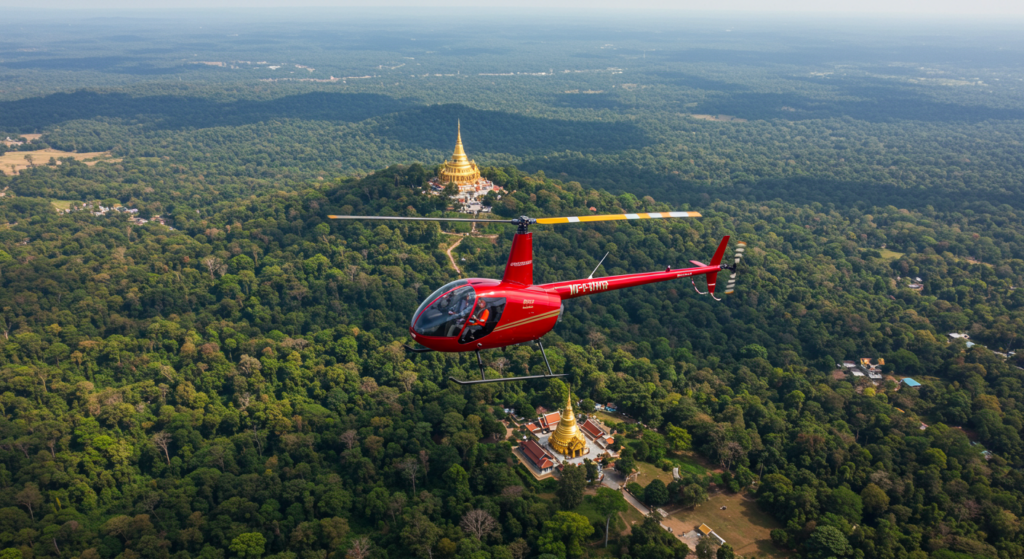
542,236,731,300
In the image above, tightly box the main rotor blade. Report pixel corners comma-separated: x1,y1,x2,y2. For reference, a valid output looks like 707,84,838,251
535,211,701,224
328,215,513,223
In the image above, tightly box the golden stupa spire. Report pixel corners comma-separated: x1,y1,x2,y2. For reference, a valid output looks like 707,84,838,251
452,120,468,160
549,385,588,458
438,120,480,186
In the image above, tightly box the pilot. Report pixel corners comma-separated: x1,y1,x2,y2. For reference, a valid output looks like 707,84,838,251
462,301,490,342
470,302,490,327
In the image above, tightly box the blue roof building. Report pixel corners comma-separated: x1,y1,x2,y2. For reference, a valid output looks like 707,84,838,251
902,378,922,387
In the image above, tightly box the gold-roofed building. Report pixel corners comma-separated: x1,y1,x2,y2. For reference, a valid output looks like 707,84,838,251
549,389,589,458
438,121,481,186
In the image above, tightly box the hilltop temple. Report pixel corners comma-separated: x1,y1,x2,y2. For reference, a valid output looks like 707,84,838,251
549,390,589,458
438,121,481,185
429,122,503,213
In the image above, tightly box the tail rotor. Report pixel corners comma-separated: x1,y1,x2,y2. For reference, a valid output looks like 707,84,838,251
723,241,747,295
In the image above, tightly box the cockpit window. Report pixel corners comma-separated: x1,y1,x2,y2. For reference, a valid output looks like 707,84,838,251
412,281,476,337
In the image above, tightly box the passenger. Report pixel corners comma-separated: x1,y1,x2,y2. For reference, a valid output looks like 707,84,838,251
446,291,474,337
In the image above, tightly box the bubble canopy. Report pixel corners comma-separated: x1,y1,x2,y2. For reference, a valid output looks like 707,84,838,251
412,280,476,338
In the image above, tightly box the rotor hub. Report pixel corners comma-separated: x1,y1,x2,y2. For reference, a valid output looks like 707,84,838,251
511,215,536,234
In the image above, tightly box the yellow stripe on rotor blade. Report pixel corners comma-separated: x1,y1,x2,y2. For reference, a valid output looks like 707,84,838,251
535,211,700,225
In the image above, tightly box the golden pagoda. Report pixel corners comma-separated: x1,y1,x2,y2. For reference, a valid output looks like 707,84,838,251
438,121,481,186
549,388,588,458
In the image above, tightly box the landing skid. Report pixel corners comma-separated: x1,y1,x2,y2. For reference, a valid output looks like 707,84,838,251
448,373,568,385
448,339,564,385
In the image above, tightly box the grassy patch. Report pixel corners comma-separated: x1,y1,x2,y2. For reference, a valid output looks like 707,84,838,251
668,455,708,476
593,410,629,426
879,248,904,260
633,459,676,486
670,492,788,559
0,148,118,175
50,200,77,211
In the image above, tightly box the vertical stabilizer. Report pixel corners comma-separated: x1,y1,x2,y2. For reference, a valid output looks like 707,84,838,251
707,236,730,294
502,233,534,285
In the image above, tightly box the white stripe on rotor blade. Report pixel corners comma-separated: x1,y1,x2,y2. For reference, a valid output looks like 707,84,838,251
568,217,580,222
625,214,640,219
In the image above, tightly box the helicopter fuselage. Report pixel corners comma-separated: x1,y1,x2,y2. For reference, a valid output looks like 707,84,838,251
408,252,729,353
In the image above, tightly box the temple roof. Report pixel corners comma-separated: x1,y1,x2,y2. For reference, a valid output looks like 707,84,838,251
438,121,481,186
549,389,588,455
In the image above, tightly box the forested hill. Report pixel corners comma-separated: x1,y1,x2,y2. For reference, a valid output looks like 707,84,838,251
0,164,1022,559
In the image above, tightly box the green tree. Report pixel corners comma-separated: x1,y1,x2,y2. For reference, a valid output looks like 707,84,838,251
229,533,266,559
825,486,863,524
696,535,714,559
666,424,692,451
806,525,852,558
538,511,594,559
617,447,636,475
592,487,628,547
557,463,586,510
861,483,890,515
643,479,669,507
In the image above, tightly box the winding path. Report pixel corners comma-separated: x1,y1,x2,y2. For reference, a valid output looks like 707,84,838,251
443,233,465,274
440,222,499,274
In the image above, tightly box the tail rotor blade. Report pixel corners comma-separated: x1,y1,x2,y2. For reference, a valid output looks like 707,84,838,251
724,241,746,295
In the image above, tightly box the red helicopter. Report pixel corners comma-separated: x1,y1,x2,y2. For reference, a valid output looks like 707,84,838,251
329,212,746,384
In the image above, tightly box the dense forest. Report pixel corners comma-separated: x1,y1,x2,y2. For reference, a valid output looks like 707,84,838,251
1,11,1024,559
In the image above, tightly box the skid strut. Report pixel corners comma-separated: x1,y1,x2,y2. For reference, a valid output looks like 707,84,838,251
448,338,567,385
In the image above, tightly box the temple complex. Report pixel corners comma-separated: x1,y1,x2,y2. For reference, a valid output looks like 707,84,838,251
548,390,589,458
429,122,503,213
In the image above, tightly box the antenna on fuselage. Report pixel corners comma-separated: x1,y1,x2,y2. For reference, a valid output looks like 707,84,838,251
587,252,610,279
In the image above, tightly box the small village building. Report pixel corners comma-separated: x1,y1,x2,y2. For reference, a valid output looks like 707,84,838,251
902,378,921,388
698,524,726,545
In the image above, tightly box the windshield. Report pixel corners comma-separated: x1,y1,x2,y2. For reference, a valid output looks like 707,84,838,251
412,281,477,337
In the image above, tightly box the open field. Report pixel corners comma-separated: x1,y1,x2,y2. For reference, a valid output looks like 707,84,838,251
669,453,711,476
633,460,676,486
0,149,119,175
879,249,904,260
690,114,748,122
594,410,634,425
50,200,78,211
668,492,788,559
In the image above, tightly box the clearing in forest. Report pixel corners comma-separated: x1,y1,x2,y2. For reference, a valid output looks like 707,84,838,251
690,114,748,122
50,200,77,211
0,149,119,175
667,491,788,558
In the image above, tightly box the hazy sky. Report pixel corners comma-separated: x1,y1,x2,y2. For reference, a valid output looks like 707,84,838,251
1,0,1022,17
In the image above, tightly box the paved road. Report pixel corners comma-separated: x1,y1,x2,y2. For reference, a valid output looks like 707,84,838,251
621,488,650,515
603,471,693,542
601,470,623,490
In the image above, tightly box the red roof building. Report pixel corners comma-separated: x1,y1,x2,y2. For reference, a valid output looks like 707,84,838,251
580,418,615,447
526,411,562,434
520,440,554,472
